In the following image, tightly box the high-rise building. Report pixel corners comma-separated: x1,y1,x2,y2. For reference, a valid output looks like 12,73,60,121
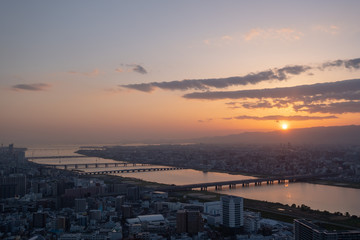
127,186,140,201
56,216,68,231
221,196,244,229
176,210,203,234
187,210,204,234
244,211,261,233
33,212,47,228
121,205,132,219
115,195,125,212
176,210,187,234
75,198,87,212
294,219,360,240
0,174,26,198
89,210,101,221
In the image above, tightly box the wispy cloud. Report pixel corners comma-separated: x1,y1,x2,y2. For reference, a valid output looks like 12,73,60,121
313,25,340,35
198,118,213,123
204,35,234,47
231,100,276,109
121,57,360,92
320,58,360,70
293,101,360,114
67,68,100,77
12,83,51,91
115,68,123,73
115,64,148,75
244,28,303,41
226,115,337,121
133,65,147,74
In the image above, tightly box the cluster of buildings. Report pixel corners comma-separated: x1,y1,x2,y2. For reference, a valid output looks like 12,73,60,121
1,144,360,239
81,144,360,184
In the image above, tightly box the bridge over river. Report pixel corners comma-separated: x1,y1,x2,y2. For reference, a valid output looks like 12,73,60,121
27,155,88,160
39,162,150,169
158,174,332,192
77,167,184,175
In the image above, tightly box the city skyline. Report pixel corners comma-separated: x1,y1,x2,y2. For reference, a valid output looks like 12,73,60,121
1,1,360,144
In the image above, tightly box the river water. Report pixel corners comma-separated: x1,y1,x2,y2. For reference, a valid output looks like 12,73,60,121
26,145,360,216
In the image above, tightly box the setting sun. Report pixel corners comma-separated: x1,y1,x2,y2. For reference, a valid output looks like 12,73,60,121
281,123,288,130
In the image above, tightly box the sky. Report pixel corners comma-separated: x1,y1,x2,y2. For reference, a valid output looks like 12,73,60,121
1,1,360,145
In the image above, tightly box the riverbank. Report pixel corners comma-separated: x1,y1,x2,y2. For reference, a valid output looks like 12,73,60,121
78,172,360,229
302,179,360,189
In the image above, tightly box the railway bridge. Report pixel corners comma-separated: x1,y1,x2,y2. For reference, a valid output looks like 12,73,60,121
158,174,331,192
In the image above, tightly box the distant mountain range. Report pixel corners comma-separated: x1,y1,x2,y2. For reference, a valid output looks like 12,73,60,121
192,125,360,145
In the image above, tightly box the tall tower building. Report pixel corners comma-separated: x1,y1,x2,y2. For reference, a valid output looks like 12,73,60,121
176,210,187,234
75,198,87,212
115,195,125,212
127,186,140,201
176,210,204,234
221,196,244,229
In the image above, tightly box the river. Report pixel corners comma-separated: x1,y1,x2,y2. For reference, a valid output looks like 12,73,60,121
26,145,360,216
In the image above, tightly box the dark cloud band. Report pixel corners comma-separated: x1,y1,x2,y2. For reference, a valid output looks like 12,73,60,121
121,57,360,92
122,65,311,92
183,78,360,100
185,78,360,114
12,83,51,91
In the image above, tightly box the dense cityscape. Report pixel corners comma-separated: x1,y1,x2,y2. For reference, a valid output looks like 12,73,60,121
1,144,360,239
79,144,360,185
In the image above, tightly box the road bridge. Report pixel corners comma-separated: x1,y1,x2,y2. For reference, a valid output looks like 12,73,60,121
40,162,150,169
77,167,184,175
27,155,88,160
158,174,330,192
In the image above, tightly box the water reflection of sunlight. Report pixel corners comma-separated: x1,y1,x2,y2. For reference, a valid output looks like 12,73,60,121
286,193,292,199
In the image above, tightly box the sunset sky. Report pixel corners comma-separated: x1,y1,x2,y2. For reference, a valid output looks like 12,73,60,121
1,1,360,145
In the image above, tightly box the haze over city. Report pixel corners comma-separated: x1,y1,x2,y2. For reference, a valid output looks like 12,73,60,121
1,1,360,145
